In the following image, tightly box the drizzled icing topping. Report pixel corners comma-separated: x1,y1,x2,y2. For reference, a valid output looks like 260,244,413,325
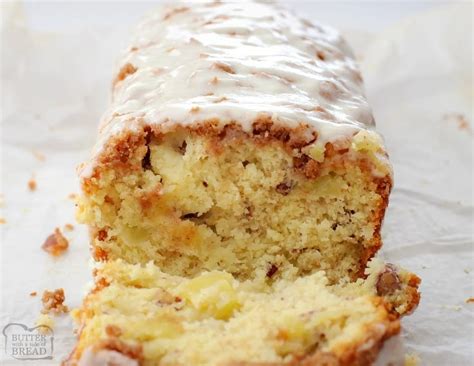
88,1,377,175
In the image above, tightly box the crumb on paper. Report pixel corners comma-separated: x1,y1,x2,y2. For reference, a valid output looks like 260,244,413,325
405,353,420,366
36,313,54,334
41,288,68,314
68,193,77,200
466,297,474,303
28,177,37,191
30,291,37,297
32,150,45,162
64,223,74,231
0,218,6,224
443,113,472,133
464,268,471,274
42,228,69,256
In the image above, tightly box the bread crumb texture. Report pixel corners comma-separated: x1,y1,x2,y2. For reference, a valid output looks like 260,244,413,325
79,128,391,284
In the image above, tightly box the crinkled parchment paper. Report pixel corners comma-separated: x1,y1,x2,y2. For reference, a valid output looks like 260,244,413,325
1,2,472,365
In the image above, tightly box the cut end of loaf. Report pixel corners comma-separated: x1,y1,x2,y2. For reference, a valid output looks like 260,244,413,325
64,259,418,366
78,121,392,284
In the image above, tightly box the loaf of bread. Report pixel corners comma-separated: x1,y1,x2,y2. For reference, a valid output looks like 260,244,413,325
65,259,419,366
77,1,392,284
69,2,421,365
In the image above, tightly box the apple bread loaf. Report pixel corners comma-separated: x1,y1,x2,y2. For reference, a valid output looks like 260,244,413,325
69,2,421,365
77,1,392,284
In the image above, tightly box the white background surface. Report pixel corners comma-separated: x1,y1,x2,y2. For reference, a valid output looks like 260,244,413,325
1,1,473,365
22,1,441,32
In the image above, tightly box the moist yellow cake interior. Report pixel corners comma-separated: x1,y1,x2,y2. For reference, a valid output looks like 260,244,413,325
78,129,389,283
72,259,407,366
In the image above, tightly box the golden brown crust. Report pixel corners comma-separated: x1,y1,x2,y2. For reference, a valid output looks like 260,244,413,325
88,121,386,181
358,175,391,278
90,120,386,180
251,116,318,149
299,306,400,366
87,120,330,179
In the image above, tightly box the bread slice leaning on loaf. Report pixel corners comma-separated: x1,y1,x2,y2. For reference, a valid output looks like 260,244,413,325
69,2,420,365
65,259,419,366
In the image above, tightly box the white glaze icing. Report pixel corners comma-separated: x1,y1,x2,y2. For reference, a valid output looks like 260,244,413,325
83,0,378,177
78,347,139,366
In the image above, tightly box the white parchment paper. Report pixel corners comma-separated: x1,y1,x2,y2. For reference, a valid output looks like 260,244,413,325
1,2,472,365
